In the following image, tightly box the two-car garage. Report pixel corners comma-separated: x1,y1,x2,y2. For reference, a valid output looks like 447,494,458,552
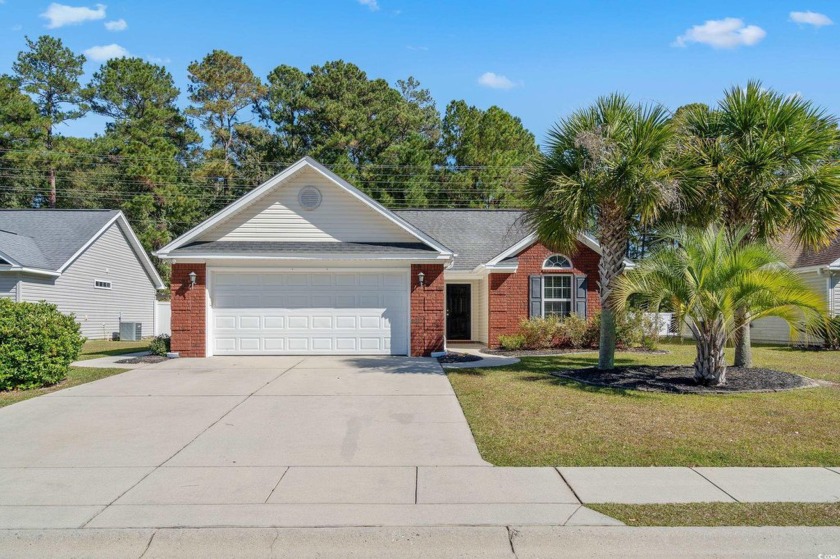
210,270,409,356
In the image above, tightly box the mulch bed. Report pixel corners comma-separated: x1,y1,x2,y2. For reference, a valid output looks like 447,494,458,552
115,355,168,364
486,347,669,357
552,365,817,394
437,352,483,364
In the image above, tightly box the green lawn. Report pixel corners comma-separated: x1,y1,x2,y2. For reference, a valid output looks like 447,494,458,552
589,502,840,526
0,367,128,408
76,339,151,360
447,341,840,466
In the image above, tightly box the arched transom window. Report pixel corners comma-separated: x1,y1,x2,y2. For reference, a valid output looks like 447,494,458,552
543,254,573,270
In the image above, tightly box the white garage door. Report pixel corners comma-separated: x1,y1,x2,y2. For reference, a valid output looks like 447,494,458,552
210,271,409,355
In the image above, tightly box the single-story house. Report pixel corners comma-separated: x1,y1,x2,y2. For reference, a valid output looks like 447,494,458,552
156,157,610,357
0,209,165,339
750,232,840,344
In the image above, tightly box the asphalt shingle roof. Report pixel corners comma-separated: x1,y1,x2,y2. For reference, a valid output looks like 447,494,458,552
0,210,119,271
170,241,438,258
395,210,532,271
772,230,840,268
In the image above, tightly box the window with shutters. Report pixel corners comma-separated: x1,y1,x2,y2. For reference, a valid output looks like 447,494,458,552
543,275,572,317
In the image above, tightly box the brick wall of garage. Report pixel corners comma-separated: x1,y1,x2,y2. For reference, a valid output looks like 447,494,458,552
487,241,601,348
171,263,206,357
410,264,445,356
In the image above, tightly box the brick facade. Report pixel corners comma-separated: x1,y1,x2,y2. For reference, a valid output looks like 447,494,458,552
487,241,601,348
170,263,207,357
410,264,445,356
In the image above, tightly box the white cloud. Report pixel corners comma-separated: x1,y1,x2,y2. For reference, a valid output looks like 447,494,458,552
146,55,171,65
40,3,106,29
674,17,766,49
477,72,518,90
357,0,378,11
104,18,127,31
84,43,129,61
790,11,833,27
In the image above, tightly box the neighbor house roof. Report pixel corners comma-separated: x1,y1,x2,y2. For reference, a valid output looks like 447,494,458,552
395,210,531,271
168,241,439,259
772,230,840,269
0,210,120,272
0,209,164,288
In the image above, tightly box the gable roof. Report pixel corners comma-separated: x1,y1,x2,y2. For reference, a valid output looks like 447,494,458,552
396,209,627,272
156,157,453,258
395,210,531,271
0,209,164,288
773,230,840,269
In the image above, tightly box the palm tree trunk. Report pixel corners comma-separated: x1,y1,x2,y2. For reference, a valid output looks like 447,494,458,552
596,204,628,370
733,308,752,368
693,321,727,386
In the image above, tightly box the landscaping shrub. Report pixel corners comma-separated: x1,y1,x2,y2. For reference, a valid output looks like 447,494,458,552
149,334,171,356
816,316,840,350
0,299,84,391
498,334,526,351
518,317,562,349
506,310,649,351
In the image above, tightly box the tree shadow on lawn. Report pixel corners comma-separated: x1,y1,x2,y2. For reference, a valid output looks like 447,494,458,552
449,355,649,398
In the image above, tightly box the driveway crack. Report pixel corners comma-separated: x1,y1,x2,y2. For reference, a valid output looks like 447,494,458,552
506,526,520,559
138,530,156,559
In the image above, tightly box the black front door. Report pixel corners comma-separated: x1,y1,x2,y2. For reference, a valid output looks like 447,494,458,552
446,284,471,340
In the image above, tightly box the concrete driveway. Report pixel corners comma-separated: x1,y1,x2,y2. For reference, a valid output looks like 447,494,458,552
0,356,590,529
1,356,484,468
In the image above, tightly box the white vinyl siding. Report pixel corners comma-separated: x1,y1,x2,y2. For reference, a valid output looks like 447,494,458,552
210,270,409,355
831,272,839,317
751,269,829,345
0,275,17,300
197,168,417,244
19,223,157,339
473,278,489,343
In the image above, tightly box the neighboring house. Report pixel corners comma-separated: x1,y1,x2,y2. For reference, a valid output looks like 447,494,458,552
750,232,840,344
0,210,165,340
156,157,612,357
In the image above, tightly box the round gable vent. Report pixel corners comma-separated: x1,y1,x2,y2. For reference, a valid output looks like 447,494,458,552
298,186,322,210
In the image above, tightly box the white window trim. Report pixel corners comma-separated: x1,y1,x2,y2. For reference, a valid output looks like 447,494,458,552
542,275,572,317
542,254,574,270
94,279,112,290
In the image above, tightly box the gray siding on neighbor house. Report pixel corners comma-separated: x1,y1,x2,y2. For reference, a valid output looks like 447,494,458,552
0,274,18,300
19,222,157,339
831,273,839,317
751,270,829,345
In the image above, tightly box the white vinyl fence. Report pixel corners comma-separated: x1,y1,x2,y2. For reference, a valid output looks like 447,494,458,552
155,300,171,336
644,312,678,337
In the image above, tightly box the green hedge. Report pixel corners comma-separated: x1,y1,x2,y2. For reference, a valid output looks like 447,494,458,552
0,299,85,391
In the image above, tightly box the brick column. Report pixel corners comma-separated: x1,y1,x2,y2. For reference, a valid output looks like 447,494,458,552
410,264,445,356
170,263,206,357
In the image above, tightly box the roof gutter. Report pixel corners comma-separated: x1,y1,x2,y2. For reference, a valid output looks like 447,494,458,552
0,265,61,278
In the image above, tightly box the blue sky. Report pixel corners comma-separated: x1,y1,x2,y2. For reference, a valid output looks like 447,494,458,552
1,0,838,144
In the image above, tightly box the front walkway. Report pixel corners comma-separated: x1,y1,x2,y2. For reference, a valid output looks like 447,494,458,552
0,356,838,531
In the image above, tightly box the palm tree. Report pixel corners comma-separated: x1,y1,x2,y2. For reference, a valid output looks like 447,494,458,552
612,226,826,385
525,94,681,369
676,82,840,368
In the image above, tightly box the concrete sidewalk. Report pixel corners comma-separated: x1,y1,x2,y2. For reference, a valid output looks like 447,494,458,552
1,466,838,530
2,526,839,558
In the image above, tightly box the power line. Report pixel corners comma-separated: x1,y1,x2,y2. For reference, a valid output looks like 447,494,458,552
0,146,531,171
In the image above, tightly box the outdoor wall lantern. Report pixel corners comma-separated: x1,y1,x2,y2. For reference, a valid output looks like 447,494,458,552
417,271,425,287
188,271,197,288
